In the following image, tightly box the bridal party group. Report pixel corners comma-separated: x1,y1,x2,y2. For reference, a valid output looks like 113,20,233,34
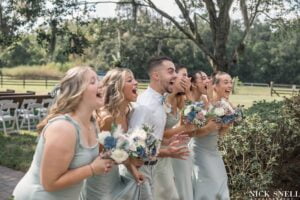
13,56,239,200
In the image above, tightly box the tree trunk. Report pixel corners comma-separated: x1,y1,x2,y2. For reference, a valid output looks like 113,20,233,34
48,19,57,61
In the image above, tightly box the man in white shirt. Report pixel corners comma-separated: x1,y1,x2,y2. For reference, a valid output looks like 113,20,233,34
128,56,189,199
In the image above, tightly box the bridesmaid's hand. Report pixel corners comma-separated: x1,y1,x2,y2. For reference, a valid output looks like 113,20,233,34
205,120,221,133
165,141,190,160
163,133,190,146
133,171,145,185
129,158,144,169
127,162,145,185
90,156,114,175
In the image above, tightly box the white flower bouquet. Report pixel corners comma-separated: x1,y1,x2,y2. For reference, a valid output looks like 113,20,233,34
128,124,161,161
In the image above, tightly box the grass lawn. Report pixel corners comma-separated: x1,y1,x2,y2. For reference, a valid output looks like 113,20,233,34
0,131,37,172
0,85,55,94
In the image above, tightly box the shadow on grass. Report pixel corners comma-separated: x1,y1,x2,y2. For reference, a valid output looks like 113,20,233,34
0,131,37,172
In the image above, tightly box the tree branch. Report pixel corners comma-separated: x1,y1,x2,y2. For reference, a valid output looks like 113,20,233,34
174,0,196,34
145,0,215,64
231,0,262,64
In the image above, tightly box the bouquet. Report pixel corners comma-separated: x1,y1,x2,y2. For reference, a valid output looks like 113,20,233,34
127,124,161,161
182,101,207,128
97,125,130,164
207,98,244,124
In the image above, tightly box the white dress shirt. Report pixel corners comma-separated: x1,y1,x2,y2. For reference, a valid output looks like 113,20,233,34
129,87,167,140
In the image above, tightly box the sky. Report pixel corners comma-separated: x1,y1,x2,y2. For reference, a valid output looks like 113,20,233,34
89,0,184,18
86,0,298,22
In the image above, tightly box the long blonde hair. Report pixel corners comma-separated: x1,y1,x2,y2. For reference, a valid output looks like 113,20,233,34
37,65,95,133
101,68,133,118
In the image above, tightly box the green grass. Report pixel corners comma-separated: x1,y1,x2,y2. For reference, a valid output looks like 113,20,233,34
230,86,285,107
0,131,38,172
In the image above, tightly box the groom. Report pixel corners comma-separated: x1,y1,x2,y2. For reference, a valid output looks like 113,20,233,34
128,56,189,199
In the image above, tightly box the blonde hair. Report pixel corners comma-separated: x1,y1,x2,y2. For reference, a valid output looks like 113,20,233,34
37,65,95,133
101,68,133,118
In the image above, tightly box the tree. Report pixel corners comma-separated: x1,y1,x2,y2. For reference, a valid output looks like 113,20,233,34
142,0,296,72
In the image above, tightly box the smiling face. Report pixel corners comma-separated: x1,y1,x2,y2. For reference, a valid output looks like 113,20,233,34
214,73,233,99
81,69,104,109
193,72,210,95
156,60,177,93
123,72,138,102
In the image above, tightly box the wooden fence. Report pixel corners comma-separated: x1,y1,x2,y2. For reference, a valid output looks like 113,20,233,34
0,75,60,88
0,75,299,96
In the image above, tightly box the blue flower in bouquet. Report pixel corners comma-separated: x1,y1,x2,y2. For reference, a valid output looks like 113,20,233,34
207,99,244,125
182,101,207,128
104,136,117,150
97,125,130,163
128,124,161,160
187,110,196,122
136,146,146,158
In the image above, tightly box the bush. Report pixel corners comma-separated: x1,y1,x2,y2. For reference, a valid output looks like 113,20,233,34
220,96,300,199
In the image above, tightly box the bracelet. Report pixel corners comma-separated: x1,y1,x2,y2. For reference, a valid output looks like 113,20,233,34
89,164,95,176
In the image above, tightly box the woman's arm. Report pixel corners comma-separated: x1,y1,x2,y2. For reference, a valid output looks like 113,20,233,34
40,120,112,192
189,120,221,137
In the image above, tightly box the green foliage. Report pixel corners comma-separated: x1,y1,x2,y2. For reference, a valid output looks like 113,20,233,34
0,132,37,172
221,96,300,198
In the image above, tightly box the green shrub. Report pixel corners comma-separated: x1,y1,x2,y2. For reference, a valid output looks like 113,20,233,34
221,96,300,199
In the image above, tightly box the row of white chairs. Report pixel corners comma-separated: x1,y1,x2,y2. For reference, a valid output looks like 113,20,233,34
0,98,53,134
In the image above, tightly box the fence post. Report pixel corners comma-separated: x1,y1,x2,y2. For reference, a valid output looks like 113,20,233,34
292,85,296,96
270,81,274,96
45,77,48,88
23,75,26,88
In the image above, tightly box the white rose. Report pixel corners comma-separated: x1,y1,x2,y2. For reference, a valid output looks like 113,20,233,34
214,107,225,116
97,131,111,145
130,128,147,141
184,105,193,116
111,149,129,164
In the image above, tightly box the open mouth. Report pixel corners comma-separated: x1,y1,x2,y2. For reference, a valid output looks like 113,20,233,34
96,91,103,98
225,90,231,95
169,80,175,86
132,87,137,95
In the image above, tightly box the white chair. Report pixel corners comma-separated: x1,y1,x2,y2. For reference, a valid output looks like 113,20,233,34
19,103,42,131
37,98,53,119
0,102,19,135
0,100,14,115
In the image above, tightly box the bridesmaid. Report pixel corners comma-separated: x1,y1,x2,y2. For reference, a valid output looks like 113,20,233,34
154,65,194,200
192,71,232,200
80,68,142,200
13,66,113,200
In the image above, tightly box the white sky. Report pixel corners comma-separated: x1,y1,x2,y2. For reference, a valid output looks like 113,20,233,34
89,0,298,21
91,0,183,18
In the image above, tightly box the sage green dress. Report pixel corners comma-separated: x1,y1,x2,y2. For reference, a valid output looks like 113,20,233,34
13,115,99,200
192,131,230,200
153,111,180,200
